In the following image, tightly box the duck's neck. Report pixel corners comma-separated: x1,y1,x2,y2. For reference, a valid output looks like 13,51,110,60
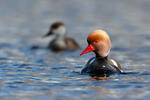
53,34,66,47
95,53,108,60
50,34,65,42
56,34,65,41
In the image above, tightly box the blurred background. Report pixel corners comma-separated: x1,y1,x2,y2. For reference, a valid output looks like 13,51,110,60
1,0,150,100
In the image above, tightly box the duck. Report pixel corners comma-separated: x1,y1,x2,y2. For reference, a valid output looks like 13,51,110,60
44,22,80,52
80,30,123,77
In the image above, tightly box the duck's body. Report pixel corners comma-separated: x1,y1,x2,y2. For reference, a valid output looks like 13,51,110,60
44,22,80,52
81,56,122,77
80,30,123,77
48,37,80,52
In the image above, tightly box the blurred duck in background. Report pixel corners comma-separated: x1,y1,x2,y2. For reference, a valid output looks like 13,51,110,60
44,22,80,52
80,30,123,77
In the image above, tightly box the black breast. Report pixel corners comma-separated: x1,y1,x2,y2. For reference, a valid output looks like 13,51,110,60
81,57,121,77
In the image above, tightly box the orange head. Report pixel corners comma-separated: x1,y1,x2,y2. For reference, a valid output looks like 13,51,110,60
80,30,111,57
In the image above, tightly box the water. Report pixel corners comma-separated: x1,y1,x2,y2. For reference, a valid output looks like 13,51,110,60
0,0,150,100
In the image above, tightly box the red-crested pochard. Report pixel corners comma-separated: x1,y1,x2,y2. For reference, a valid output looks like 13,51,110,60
44,22,80,52
80,30,123,77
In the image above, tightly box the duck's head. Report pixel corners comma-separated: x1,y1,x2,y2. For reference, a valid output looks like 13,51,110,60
80,30,111,57
44,22,66,37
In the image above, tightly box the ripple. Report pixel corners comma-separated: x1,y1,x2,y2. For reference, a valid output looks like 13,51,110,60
0,0,150,99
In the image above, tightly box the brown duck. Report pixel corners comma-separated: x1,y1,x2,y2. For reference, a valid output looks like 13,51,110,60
44,22,80,52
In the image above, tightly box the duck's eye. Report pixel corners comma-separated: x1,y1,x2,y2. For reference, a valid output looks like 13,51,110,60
93,40,98,43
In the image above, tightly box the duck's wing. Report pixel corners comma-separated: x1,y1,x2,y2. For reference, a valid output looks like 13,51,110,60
109,59,123,73
65,38,80,50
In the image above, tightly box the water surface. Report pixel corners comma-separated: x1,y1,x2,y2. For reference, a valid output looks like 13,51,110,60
0,0,150,100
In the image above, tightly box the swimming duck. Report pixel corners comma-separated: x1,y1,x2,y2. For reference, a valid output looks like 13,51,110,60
44,22,80,52
80,30,123,77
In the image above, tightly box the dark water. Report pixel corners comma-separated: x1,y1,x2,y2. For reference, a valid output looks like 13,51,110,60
1,0,150,100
